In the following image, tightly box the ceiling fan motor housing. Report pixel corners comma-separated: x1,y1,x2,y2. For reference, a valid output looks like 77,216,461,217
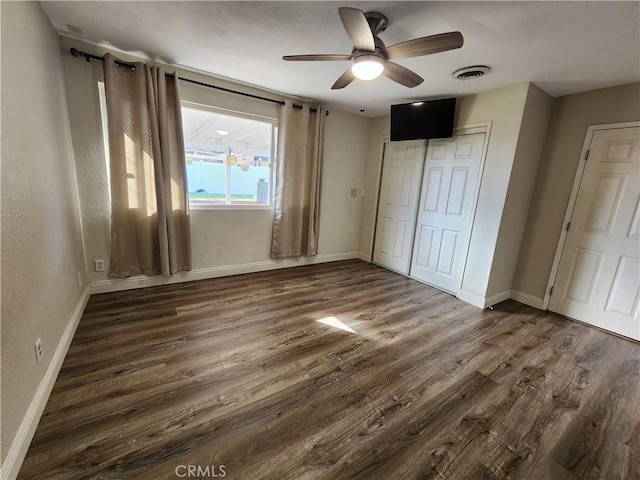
365,11,389,38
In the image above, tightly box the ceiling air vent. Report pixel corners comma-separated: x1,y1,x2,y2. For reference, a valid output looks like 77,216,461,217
452,65,490,80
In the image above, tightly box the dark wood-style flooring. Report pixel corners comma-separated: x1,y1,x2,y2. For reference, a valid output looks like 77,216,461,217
19,260,639,479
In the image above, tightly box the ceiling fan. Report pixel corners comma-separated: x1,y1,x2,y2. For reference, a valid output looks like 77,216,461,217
283,7,464,89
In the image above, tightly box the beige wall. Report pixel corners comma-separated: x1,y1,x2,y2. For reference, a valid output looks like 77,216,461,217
318,109,370,255
454,84,530,301
1,2,86,464
359,115,389,258
486,84,554,298
61,39,370,291
513,82,640,299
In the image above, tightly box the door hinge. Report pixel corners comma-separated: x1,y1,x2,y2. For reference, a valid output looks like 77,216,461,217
566,222,571,232
549,286,554,296
585,150,590,161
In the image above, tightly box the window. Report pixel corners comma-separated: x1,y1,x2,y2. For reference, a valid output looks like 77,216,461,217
181,103,277,208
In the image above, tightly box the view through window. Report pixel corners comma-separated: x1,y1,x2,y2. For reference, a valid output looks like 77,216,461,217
181,104,276,207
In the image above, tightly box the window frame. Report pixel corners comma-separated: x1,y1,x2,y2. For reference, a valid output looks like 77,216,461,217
181,100,278,211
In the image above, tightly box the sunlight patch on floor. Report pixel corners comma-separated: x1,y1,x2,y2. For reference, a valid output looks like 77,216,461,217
317,316,357,333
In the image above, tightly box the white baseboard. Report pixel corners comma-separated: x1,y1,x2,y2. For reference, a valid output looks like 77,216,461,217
1,285,91,480
457,289,511,309
89,251,361,294
511,290,544,309
456,289,486,308
357,251,371,262
485,289,512,308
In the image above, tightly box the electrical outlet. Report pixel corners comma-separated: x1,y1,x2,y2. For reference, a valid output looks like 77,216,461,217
94,259,105,272
34,338,43,363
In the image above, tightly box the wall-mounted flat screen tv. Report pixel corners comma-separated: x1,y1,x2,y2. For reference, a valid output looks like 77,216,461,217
390,98,456,141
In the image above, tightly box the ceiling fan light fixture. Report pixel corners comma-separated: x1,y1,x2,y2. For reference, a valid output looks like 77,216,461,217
284,7,464,90
351,55,384,81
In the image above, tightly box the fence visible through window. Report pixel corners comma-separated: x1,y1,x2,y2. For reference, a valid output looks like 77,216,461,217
181,104,276,207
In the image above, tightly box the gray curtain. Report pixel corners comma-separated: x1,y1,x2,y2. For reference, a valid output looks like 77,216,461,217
103,53,191,278
271,101,326,258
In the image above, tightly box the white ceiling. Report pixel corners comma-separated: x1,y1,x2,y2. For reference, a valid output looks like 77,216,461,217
41,1,640,117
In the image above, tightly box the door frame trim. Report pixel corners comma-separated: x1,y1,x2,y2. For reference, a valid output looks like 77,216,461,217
543,121,640,310
365,135,391,262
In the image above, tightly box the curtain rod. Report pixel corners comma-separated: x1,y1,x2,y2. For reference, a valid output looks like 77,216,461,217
70,48,324,114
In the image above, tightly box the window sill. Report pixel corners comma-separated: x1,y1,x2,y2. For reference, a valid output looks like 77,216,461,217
189,204,274,211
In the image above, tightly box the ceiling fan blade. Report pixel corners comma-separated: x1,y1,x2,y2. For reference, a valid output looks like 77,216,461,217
331,68,356,90
339,7,375,52
283,54,352,62
386,32,464,60
383,61,424,88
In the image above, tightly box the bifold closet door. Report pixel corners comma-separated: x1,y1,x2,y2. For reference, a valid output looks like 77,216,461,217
409,133,485,293
373,140,426,275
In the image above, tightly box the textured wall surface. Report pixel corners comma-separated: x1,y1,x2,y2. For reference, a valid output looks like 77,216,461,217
513,82,640,299
455,83,530,299
486,83,554,298
318,109,370,255
62,38,370,289
359,116,390,258
1,2,86,463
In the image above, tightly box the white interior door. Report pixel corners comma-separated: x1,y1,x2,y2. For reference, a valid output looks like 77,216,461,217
409,133,485,293
549,126,640,340
373,140,426,274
